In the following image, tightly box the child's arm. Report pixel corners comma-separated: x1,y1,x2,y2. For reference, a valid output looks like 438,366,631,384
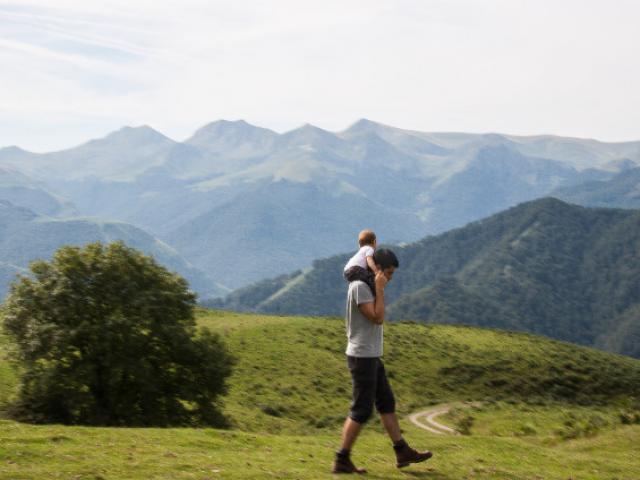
366,255,380,275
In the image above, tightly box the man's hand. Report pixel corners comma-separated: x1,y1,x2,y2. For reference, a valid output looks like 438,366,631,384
375,271,388,291
359,269,392,325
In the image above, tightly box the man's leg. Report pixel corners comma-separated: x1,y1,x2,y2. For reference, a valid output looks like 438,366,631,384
332,357,376,474
380,412,402,443
340,416,364,450
374,359,433,468
333,417,367,474
374,359,401,442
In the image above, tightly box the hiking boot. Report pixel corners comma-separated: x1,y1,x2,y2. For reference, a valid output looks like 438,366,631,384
394,443,433,468
331,455,367,474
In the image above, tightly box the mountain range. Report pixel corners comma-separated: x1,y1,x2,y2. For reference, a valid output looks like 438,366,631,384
552,166,640,208
208,198,640,359
0,200,227,300
1,119,640,297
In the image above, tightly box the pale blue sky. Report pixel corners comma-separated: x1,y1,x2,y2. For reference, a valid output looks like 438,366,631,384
1,0,639,151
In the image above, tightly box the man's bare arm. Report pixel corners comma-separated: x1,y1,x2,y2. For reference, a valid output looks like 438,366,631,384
358,296,384,325
357,272,388,325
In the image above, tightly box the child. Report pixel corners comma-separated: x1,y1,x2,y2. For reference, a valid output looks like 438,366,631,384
343,229,379,295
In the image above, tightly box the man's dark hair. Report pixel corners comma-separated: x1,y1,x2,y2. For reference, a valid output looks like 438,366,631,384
373,248,399,270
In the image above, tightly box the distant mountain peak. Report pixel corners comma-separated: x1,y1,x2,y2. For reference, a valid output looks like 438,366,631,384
292,123,326,132
74,125,174,151
342,119,404,137
186,119,278,150
482,133,508,141
522,196,573,210
278,124,343,151
200,119,250,130
345,118,383,132
282,123,335,139
223,119,249,125
0,145,31,157
191,119,271,135
107,125,170,141
122,124,153,131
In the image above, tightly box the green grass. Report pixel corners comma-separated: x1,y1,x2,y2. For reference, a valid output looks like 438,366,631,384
1,418,639,479
440,401,633,438
2,307,640,479
194,308,640,434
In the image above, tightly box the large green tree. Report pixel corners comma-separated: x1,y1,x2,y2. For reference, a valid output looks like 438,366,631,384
2,241,234,426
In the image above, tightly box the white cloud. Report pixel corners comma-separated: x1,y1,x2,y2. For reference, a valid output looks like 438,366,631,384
1,0,639,151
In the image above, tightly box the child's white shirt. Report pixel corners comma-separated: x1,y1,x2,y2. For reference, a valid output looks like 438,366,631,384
344,245,375,272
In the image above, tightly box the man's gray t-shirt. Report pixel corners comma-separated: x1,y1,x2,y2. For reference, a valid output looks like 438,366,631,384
345,281,383,357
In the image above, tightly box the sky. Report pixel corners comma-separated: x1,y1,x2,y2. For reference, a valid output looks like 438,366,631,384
1,0,639,152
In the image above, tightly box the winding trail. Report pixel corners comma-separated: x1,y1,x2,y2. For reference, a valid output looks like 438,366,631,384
408,402,481,435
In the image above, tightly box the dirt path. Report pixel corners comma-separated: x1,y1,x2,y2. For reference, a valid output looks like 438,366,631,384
408,402,481,435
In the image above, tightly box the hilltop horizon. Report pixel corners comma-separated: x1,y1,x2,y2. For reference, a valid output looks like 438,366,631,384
4,118,640,154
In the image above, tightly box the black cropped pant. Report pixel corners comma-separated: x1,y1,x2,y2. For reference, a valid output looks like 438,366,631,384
347,355,396,424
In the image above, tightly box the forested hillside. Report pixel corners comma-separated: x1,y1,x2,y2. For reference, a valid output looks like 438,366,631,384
210,198,640,358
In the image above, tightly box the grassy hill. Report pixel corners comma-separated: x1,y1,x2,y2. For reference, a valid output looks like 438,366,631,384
4,307,640,434
2,308,640,479
210,198,640,358
188,309,640,435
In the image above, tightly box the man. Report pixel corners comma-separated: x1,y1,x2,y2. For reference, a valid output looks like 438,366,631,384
332,248,433,474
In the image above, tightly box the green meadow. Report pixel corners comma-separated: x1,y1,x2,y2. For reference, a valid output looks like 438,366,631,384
1,308,639,479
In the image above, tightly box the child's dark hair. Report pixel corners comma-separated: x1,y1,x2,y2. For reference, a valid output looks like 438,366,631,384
358,229,376,247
